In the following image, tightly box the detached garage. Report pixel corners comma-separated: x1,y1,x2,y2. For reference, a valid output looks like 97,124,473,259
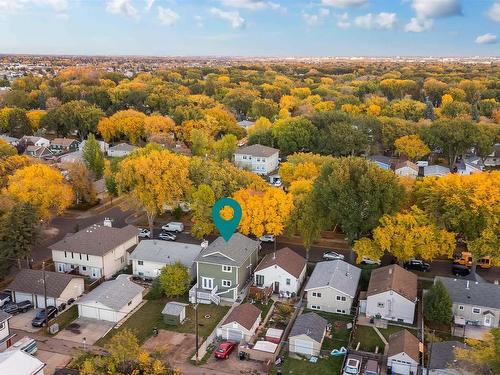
289,312,328,358
217,303,261,343
77,274,144,323
8,269,84,308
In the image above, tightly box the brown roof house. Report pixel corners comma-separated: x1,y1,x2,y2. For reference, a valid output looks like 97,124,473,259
364,264,417,324
8,269,84,309
217,303,261,342
50,221,138,279
394,160,419,179
254,247,307,296
233,144,279,175
50,138,80,154
387,329,420,375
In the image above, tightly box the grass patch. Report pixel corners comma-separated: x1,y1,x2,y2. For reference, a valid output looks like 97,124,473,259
96,297,229,346
40,305,78,336
274,356,344,375
351,325,385,352
304,310,353,349
379,325,418,341
243,297,274,318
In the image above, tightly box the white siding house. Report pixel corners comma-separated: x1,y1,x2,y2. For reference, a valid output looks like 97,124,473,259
387,330,420,375
107,143,137,157
365,265,417,324
233,144,279,175
0,311,15,351
254,247,306,296
50,223,138,279
217,303,261,342
394,161,419,178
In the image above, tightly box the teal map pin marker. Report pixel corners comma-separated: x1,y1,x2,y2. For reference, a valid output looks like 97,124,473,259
212,197,242,242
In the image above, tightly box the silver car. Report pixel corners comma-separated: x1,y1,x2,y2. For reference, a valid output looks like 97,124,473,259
323,251,345,260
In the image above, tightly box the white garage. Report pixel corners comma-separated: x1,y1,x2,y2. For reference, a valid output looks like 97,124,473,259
217,303,261,343
387,330,420,375
288,312,328,358
9,269,84,309
77,275,144,323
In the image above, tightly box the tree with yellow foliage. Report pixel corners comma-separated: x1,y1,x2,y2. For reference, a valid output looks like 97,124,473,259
278,152,332,187
233,187,294,250
441,94,453,106
143,114,175,140
26,110,46,131
0,139,17,159
353,206,456,263
455,328,500,374
0,155,35,188
394,134,431,161
366,104,381,116
98,109,146,144
5,164,73,221
116,149,190,234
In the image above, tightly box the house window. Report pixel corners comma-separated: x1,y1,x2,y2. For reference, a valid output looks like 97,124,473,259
79,253,82,260
312,292,322,297
64,251,67,258
243,156,247,160
311,305,320,310
138,261,144,265
222,265,232,272
82,266,87,271
336,296,347,301
71,252,74,259
472,307,481,314
255,274,264,286
222,280,232,287
286,278,291,286
86,254,89,261
458,305,464,310
336,309,346,314
138,272,144,276
0,322,4,330
377,302,385,308
201,277,213,290
120,256,124,263
128,301,132,306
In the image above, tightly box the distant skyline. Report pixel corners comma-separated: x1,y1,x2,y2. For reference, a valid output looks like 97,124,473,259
0,0,499,57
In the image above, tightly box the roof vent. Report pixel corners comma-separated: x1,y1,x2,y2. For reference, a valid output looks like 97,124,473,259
103,218,112,227
466,280,470,290
389,268,393,275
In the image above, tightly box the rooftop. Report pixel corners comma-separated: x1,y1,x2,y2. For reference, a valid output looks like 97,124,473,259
222,303,261,330
129,240,202,268
387,329,420,362
367,264,417,301
429,341,467,370
235,144,279,158
254,247,306,279
436,276,500,310
8,269,82,298
305,260,361,298
195,233,260,267
289,312,328,343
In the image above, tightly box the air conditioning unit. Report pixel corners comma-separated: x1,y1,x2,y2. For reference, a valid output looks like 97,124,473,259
49,323,59,334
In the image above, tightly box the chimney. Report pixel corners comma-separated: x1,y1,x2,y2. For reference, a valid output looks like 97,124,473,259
273,252,276,260
466,280,470,290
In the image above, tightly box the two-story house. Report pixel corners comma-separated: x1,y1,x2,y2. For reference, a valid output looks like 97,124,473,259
189,233,260,304
304,260,361,315
233,144,279,175
50,138,80,154
20,136,50,148
50,222,138,279
0,311,15,351
436,276,500,328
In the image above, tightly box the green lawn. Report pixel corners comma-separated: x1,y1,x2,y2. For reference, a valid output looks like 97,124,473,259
96,297,229,346
276,356,344,375
242,297,274,319
303,310,353,349
378,325,412,341
41,305,78,337
351,325,385,353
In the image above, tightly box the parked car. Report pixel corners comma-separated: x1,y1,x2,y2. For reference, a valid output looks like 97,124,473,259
161,222,184,233
343,355,362,375
31,306,58,327
67,298,75,305
259,234,275,243
0,291,11,308
323,251,345,260
138,228,151,239
17,300,34,313
158,232,176,241
452,264,470,277
2,300,33,315
364,359,379,375
272,179,282,187
361,256,381,265
403,259,430,272
214,340,237,359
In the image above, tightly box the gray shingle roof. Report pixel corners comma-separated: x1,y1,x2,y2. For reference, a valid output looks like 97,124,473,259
429,341,467,370
289,312,328,343
195,233,260,267
129,240,202,269
235,144,279,158
305,260,361,298
368,155,393,166
49,224,138,257
109,143,137,152
162,301,188,316
0,310,12,323
8,269,82,298
436,276,500,310
77,274,144,311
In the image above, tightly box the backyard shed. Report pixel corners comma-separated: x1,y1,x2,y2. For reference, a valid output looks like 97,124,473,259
162,302,188,325
265,328,283,344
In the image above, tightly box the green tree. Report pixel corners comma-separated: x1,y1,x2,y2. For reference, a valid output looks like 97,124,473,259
322,122,368,156
8,108,32,138
159,262,190,297
190,129,211,157
0,139,17,159
0,203,40,271
82,133,105,179
273,117,317,156
424,280,452,325
250,98,279,120
212,134,237,161
64,161,97,205
424,99,435,120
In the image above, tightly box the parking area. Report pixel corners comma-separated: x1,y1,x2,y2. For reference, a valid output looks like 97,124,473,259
452,325,491,340
55,318,114,345
35,350,72,375
9,308,42,333
205,344,264,374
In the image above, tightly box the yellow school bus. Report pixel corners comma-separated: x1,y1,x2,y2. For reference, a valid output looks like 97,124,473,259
453,251,492,269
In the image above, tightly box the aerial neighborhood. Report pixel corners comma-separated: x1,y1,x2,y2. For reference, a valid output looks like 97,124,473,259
0,33,499,375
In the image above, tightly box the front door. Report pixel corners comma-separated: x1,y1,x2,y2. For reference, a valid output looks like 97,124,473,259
91,268,101,278
202,277,213,290
484,314,492,327
274,281,279,293
57,263,65,272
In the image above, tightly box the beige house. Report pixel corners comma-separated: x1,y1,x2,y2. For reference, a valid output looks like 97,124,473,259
233,144,279,175
289,312,328,358
217,303,261,342
8,269,84,308
50,223,138,279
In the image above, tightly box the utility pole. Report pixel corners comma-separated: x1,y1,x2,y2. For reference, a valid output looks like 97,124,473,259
42,261,48,333
425,329,435,375
194,284,199,365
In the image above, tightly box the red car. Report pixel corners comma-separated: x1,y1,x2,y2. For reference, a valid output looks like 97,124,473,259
214,341,237,359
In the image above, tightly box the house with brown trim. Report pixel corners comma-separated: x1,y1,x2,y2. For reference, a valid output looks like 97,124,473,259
217,303,261,342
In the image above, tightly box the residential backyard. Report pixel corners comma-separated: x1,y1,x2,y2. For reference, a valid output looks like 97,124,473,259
351,324,418,352
96,296,229,346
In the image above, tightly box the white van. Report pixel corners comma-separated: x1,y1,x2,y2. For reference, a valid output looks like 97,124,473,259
161,222,184,233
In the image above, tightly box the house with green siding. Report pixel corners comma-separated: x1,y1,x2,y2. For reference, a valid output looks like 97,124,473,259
189,233,260,304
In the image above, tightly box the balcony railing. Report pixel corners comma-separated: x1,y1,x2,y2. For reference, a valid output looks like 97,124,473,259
189,284,220,305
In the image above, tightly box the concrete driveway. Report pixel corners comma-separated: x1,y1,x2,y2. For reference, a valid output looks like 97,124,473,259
35,350,72,375
205,346,265,374
55,318,114,345
9,308,42,333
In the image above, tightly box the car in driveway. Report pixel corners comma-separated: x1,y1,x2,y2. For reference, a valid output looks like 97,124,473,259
158,232,176,241
214,341,237,359
403,259,430,272
2,300,34,315
31,306,58,327
259,234,275,243
138,228,151,239
323,251,345,260
0,291,11,308
452,264,470,277
343,354,362,375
